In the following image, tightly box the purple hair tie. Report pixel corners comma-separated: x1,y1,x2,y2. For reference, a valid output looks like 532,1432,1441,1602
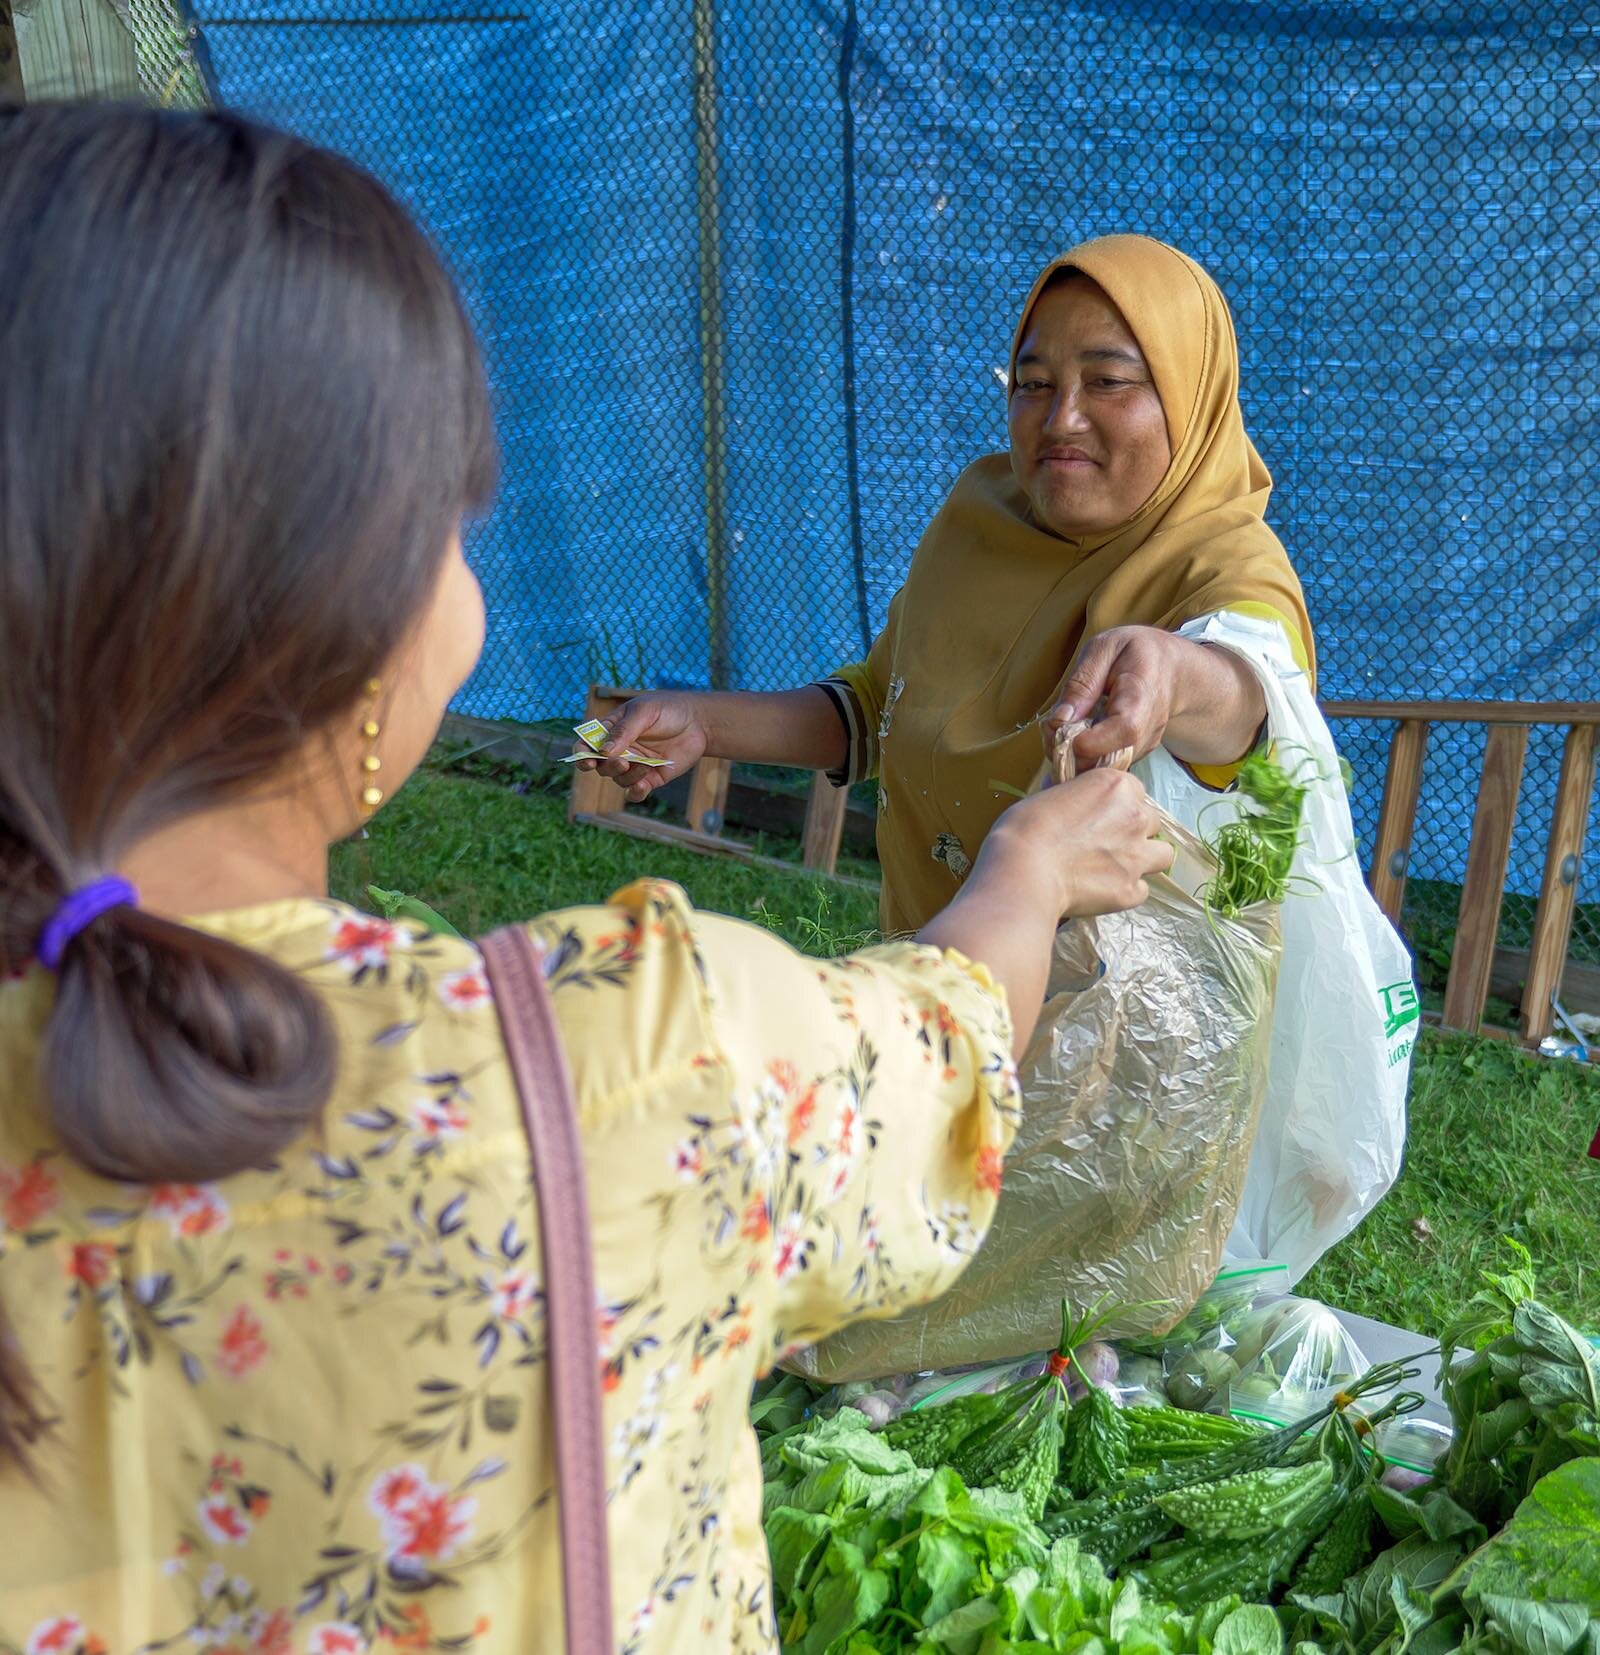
37,876,139,970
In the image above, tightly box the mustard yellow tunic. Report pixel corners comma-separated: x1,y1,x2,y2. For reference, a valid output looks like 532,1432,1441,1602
0,880,1018,1655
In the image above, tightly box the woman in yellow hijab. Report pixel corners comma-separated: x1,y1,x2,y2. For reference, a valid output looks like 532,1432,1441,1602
588,234,1315,936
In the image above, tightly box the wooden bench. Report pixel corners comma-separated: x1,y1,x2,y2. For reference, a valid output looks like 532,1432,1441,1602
1323,700,1600,1043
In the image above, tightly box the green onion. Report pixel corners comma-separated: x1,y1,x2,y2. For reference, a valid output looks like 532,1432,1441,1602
1200,748,1310,918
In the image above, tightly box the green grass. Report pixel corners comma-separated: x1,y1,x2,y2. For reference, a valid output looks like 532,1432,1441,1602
1303,1031,1600,1337
335,757,1600,1340
330,760,881,953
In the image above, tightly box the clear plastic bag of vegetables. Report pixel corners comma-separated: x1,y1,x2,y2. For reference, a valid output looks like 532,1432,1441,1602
792,739,1285,1383
1158,1293,1374,1422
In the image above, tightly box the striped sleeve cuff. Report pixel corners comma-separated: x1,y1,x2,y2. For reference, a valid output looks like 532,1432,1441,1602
816,678,877,787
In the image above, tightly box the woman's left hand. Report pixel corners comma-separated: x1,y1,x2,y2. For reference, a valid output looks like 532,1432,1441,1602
1046,624,1267,770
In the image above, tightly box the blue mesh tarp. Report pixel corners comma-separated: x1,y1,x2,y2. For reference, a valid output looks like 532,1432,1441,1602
188,0,1600,906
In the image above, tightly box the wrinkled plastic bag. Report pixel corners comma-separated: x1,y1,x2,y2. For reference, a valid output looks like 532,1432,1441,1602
816,1340,1125,1429
1159,1293,1370,1418
1121,1261,1290,1358
791,802,1281,1383
1149,611,1416,1283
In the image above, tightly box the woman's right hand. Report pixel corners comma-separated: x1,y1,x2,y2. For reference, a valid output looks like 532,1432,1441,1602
919,769,1172,1056
576,693,710,802
983,768,1172,919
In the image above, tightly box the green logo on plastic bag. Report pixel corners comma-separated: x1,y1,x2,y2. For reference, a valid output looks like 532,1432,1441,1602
1381,979,1422,1045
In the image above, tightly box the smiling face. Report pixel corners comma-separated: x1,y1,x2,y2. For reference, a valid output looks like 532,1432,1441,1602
1007,272,1173,539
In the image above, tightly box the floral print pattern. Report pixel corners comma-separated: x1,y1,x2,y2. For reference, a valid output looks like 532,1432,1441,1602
0,881,1018,1653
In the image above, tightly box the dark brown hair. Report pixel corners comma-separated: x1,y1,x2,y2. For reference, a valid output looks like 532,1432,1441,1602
0,104,497,1467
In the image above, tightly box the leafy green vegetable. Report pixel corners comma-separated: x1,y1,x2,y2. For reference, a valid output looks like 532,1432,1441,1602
1211,1603,1283,1654
1062,1379,1132,1499
1201,748,1310,918
763,1409,1275,1651
1453,1459,1600,1616
761,1255,1600,1652
1437,1247,1600,1530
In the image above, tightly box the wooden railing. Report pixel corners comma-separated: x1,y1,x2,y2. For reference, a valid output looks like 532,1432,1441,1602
569,686,1600,1045
1322,701,1600,1043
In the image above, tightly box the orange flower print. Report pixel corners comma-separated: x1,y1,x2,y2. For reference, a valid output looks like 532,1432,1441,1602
217,1306,269,1379
367,1464,475,1575
739,1195,771,1243
307,1625,366,1655
390,1485,475,1566
25,1617,106,1655
147,1182,229,1239
325,916,409,975
786,1087,817,1145
490,1268,538,1322
368,1464,429,1520
413,1096,468,1140
772,1213,814,1283
197,1492,253,1546
437,967,492,1011
248,1609,292,1654
66,1241,116,1289
1,1157,58,1231
975,1144,1004,1197
387,1604,434,1651
724,1324,751,1355
832,1102,859,1160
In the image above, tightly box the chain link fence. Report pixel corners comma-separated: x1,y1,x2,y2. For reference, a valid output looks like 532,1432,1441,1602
128,0,209,106
163,2,1600,994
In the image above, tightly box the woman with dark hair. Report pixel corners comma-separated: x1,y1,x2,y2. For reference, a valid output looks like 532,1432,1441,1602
0,105,1169,1651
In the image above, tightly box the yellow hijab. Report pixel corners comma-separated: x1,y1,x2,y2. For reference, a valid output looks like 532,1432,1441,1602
837,233,1315,936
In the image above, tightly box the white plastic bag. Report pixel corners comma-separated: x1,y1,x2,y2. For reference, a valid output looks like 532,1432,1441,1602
1142,610,1416,1285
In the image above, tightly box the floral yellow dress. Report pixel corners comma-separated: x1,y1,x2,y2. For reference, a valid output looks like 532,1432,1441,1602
0,880,1018,1655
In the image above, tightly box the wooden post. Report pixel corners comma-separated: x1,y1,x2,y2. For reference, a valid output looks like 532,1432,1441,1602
1520,722,1599,1045
1,2,23,103
12,0,141,99
684,756,731,836
1368,718,1430,926
1442,723,1529,1033
801,775,850,874
689,0,730,689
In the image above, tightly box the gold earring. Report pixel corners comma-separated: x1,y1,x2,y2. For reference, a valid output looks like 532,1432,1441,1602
359,678,384,814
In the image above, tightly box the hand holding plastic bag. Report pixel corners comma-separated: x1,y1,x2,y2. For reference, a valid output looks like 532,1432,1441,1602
791,767,1281,1382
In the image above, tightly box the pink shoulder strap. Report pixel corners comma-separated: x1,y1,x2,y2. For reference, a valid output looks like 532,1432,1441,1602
480,926,614,1655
